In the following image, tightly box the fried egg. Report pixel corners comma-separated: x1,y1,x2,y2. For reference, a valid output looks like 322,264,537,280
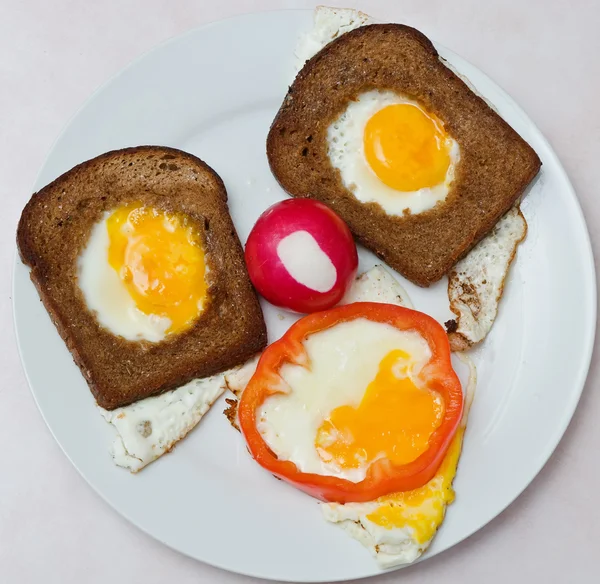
225,265,476,567
257,320,439,482
78,203,208,342
299,7,460,215
327,91,460,216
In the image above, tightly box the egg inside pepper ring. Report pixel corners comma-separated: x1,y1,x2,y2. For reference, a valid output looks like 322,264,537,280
238,302,464,503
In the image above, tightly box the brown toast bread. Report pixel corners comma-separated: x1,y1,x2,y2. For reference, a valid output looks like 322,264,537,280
17,146,267,410
267,24,541,286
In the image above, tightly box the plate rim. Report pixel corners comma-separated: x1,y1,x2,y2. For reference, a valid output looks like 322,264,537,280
12,8,597,582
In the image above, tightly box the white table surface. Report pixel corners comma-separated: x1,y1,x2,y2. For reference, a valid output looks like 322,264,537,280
2,1,599,582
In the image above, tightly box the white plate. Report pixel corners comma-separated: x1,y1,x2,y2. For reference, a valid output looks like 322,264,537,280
13,9,596,582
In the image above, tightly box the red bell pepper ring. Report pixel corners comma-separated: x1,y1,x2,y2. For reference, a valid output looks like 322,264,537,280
238,302,463,503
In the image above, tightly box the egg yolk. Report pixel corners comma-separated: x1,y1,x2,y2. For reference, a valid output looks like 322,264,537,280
363,103,451,192
315,349,444,470
106,203,207,335
364,426,464,544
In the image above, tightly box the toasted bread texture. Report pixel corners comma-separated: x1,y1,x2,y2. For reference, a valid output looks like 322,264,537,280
17,146,267,410
267,24,541,286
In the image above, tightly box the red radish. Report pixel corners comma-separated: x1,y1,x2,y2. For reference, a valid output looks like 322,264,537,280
245,199,358,313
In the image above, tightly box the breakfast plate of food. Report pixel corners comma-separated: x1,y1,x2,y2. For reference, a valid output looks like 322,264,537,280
13,7,596,582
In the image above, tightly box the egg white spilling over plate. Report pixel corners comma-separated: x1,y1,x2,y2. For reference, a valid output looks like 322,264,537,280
99,374,226,472
447,205,527,351
342,264,414,308
294,6,374,71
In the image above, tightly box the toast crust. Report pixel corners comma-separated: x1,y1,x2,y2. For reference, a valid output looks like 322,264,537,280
267,24,541,286
17,146,267,409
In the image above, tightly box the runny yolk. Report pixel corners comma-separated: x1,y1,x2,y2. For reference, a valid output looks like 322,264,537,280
315,349,444,470
363,103,452,192
106,203,207,335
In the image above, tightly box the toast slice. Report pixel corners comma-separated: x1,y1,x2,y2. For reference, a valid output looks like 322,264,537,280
267,24,541,286
17,146,267,410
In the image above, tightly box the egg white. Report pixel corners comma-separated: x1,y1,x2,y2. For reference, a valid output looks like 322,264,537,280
448,204,527,349
257,318,432,482
294,6,374,71
321,462,452,567
327,90,460,216
321,499,426,566
100,372,226,472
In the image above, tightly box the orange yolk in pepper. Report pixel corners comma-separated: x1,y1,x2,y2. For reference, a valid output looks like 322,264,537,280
106,203,207,335
363,104,451,192
315,349,444,469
